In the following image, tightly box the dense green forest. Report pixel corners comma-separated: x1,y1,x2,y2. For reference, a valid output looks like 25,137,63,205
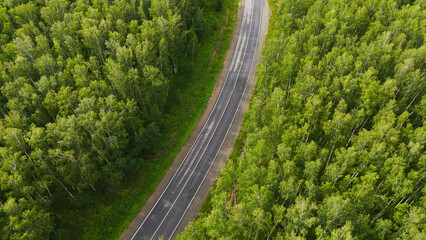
179,0,425,239
0,0,224,239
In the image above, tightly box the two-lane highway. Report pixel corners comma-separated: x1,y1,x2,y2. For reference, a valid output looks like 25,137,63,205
130,0,262,239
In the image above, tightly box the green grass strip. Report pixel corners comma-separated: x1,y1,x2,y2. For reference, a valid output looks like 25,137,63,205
52,0,239,239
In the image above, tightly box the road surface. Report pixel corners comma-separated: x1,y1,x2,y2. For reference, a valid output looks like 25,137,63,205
130,0,262,239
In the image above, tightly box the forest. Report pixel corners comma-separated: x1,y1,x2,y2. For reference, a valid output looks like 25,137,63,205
179,0,425,239
0,0,224,239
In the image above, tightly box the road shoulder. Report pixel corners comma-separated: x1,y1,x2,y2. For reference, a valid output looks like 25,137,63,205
119,1,247,239
171,0,270,238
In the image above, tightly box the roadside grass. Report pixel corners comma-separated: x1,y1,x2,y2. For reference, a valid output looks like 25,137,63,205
179,0,271,226
188,121,247,223
51,0,239,239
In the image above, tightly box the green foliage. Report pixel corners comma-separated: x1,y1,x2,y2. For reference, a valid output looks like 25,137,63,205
0,0,224,238
51,0,240,238
179,0,425,239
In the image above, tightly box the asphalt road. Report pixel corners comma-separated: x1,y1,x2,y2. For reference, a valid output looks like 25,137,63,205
130,0,262,239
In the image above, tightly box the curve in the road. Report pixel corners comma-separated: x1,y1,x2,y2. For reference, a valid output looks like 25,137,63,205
130,0,262,239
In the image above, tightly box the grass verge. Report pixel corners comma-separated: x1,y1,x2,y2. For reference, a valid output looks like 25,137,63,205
52,0,239,239
188,122,247,223
180,0,271,226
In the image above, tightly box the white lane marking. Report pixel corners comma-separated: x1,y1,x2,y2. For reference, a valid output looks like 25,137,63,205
129,0,254,239
232,0,253,73
176,118,216,186
229,25,243,70
173,0,255,186
169,0,262,238
175,11,252,185
148,0,258,238
232,31,248,72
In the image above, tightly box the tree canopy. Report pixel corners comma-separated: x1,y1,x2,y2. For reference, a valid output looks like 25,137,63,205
0,0,219,238
179,0,425,239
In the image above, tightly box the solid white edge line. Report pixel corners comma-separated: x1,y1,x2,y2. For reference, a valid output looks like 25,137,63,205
129,0,251,239
148,0,256,238
168,0,262,238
